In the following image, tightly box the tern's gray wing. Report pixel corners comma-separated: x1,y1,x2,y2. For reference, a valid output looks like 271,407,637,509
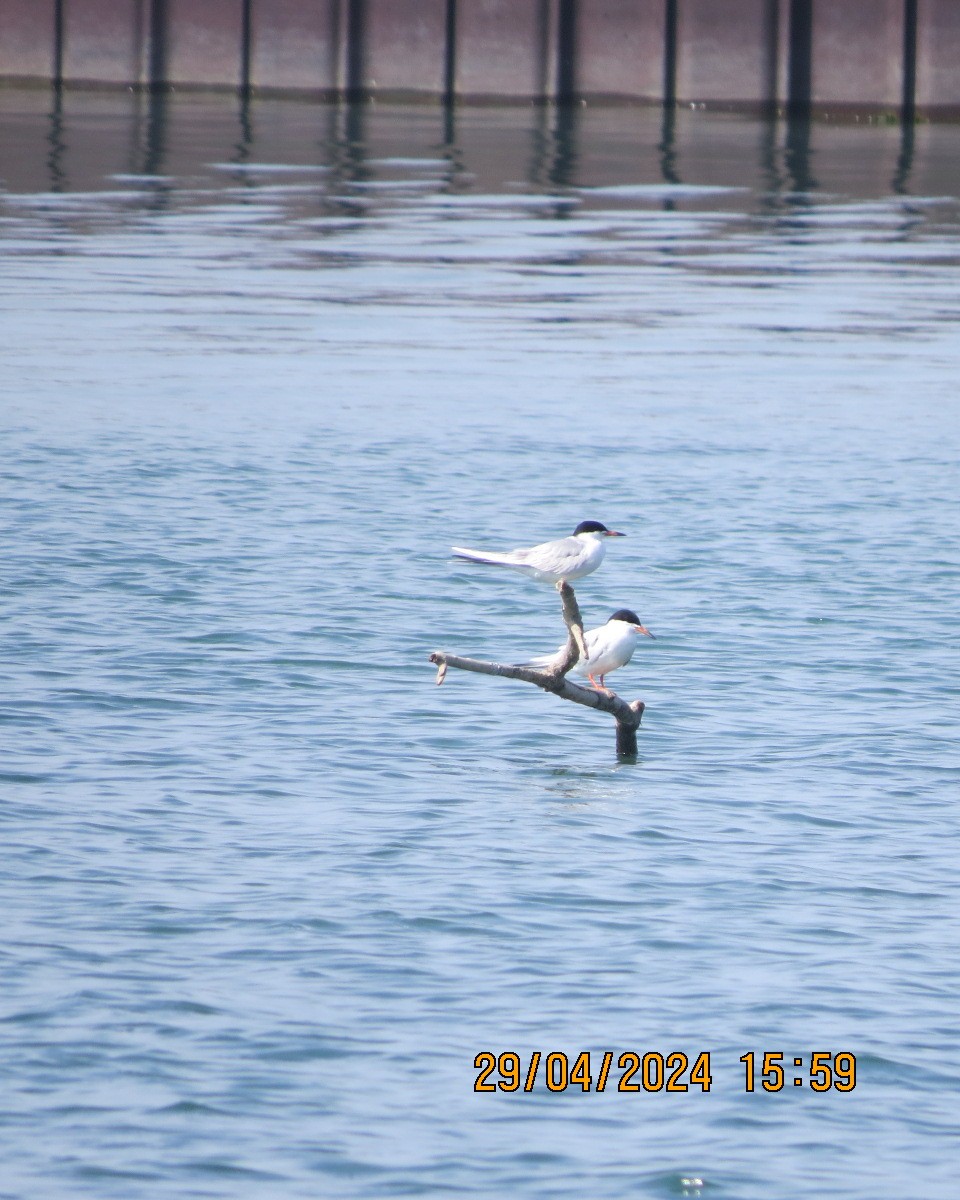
522,623,601,670
520,535,583,572
521,646,566,669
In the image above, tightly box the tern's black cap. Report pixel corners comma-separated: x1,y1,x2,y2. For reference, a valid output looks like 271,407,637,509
609,609,642,625
573,520,611,535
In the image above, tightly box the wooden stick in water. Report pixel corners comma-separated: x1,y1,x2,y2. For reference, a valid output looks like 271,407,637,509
430,583,645,757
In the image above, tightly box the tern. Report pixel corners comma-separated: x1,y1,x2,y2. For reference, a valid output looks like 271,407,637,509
451,520,625,587
523,609,655,690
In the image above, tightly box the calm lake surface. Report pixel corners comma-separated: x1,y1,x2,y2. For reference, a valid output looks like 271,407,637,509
2,88,959,1198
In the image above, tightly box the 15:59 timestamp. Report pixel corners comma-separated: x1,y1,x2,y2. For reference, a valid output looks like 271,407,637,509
740,1051,856,1092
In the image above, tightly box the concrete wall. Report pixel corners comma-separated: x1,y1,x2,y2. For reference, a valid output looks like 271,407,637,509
0,0,956,113
0,0,59,82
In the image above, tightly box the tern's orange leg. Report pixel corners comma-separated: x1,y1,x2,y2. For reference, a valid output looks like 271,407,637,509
588,673,605,690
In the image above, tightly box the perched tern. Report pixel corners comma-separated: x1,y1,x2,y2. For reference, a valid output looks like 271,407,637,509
523,608,655,690
451,520,625,586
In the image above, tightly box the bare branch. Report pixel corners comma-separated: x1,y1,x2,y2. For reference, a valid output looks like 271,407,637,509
615,701,646,757
428,651,645,740
429,583,645,756
554,581,587,672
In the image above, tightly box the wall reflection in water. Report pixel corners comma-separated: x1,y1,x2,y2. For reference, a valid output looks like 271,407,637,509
0,85,955,220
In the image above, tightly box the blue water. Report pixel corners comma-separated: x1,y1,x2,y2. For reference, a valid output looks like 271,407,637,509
2,91,959,1198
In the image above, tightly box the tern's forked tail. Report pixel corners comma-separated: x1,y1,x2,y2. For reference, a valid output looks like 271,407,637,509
451,546,515,567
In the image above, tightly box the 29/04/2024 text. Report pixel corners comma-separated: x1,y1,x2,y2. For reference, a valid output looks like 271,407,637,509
473,1051,857,1093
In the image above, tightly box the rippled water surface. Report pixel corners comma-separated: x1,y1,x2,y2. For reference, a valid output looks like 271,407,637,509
2,90,959,1198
